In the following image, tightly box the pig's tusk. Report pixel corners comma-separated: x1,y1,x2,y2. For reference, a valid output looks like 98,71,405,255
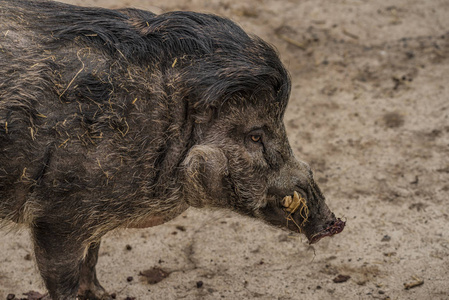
284,191,301,213
283,192,308,218
281,195,292,208
283,191,310,230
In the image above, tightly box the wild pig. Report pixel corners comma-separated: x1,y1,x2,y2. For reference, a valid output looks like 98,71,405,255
0,0,345,299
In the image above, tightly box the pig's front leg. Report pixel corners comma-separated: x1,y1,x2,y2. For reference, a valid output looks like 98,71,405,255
32,220,91,300
78,242,112,300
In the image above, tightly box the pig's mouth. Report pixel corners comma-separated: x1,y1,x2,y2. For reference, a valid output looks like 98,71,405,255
281,192,345,244
306,218,346,244
281,191,310,231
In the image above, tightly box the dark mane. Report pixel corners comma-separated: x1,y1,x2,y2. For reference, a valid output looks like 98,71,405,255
11,0,291,112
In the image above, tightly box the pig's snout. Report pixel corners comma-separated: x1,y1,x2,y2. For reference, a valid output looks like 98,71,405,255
307,217,346,244
280,189,345,244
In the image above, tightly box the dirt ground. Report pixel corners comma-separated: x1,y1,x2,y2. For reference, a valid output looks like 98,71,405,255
1,0,448,299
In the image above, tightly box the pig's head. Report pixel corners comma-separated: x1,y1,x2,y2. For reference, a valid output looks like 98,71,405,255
181,97,345,243
148,12,345,243
175,26,345,244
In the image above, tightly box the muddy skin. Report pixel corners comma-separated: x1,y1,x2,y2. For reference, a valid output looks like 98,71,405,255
0,0,344,299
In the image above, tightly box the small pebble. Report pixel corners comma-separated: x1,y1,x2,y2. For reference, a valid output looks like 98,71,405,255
126,244,132,251
333,274,351,283
196,281,204,288
381,235,391,242
176,225,186,232
127,276,134,282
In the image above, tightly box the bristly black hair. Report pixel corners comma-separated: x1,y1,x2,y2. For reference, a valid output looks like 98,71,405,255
133,11,292,111
14,0,291,113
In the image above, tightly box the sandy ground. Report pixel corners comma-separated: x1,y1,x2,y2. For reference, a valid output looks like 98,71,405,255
1,0,449,299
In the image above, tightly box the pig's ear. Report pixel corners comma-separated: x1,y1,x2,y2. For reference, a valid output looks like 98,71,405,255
182,145,229,208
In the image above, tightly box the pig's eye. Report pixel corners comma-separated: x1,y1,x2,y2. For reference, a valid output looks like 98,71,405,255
246,129,265,148
251,135,262,143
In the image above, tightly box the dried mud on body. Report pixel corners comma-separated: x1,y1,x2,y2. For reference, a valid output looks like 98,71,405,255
1,0,449,299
